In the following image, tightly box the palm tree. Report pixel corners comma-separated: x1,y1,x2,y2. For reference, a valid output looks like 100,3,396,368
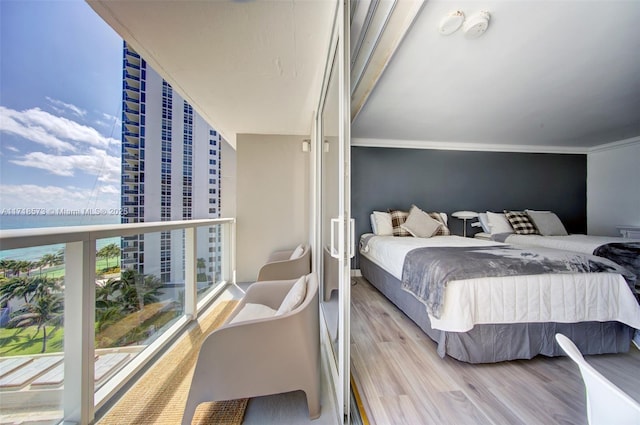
7,277,63,353
197,258,206,275
0,259,14,278
53,249,65,267
0,276,39,305
10,260,23,277
97,243,121,270
40,253,60,271
99,269,163,314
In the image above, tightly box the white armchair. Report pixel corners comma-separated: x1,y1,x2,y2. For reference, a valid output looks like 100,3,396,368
256,244,311,282
555,333,640,425
182,273,320,424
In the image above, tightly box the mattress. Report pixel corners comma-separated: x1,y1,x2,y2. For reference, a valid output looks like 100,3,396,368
360,254,634,363
360,234,640,333
501,233,640,254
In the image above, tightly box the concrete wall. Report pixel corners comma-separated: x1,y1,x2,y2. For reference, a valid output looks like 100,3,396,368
587,141,640,235
236,134,310,282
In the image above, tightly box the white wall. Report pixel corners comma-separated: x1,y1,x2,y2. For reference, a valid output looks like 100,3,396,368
220,139,237,218
587,140,640,236
236,134,310,282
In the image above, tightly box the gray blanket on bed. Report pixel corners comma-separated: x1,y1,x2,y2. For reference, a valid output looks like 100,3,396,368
490,234,640,281
594,242,640,289
401,245,636,319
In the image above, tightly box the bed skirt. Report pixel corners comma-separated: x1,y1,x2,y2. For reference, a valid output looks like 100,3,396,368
359,254,634,363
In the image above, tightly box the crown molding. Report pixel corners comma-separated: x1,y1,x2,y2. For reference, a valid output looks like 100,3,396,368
351,138,590,154
589,136,640,153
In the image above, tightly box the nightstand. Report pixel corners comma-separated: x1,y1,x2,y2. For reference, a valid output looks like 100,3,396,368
452,211,478,237
617,226,640,238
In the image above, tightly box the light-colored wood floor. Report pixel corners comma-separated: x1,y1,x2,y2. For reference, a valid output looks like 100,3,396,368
350,277,640,425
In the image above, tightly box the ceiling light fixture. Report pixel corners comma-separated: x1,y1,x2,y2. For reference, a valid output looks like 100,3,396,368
438,10,465,35
463,10,491,39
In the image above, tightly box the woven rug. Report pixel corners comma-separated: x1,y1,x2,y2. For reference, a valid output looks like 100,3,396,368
98,300,247,425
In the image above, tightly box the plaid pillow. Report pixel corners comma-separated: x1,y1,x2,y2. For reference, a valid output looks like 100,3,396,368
504,210,539,235
427,212,451,236
388,210,411,236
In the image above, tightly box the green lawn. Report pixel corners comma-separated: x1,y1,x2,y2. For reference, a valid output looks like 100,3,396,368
0,326,64,356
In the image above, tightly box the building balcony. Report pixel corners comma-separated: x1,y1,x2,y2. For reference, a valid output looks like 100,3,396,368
0,219,236,424
124,60,140,71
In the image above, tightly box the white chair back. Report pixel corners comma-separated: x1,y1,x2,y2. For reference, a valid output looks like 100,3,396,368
555,333,640,425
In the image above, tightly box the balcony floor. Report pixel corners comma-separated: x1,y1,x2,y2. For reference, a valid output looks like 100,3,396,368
96,283,339,425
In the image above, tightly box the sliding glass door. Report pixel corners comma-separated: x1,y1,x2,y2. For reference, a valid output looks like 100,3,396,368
315,0,351,421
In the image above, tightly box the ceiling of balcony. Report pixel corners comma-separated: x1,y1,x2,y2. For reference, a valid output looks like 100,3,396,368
352,0,640,151
87,0,336,148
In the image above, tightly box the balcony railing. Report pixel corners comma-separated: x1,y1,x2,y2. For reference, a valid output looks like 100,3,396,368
0,218,235,424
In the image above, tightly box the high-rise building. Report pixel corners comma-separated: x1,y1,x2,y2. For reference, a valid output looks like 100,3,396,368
121,42,222,284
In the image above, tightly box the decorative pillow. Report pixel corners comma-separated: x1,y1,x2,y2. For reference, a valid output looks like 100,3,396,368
526,210,568,236
388,209,411,237
401,205,442,238
276,275,307,315
370,214,377,234
372,211,393,236
427,212,451,236
289,244,304,260
486,211,514,235
229,303,277,324
504,210,539,235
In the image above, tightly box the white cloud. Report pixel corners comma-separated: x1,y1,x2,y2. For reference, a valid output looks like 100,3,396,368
46,97,87,118
10,147,120,183
5,145,20,153
0,108,77,152
0,183,120,212
0,106,119,151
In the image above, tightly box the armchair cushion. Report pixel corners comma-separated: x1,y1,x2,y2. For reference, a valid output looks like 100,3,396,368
276,275,307,315
229,303,277,324
289,244,305,260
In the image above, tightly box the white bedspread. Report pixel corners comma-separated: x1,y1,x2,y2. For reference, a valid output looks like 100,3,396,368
504,234,640,254
360,235,640,332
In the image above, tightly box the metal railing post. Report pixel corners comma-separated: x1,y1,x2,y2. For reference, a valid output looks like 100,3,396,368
63,240,96,424
184,227,197,320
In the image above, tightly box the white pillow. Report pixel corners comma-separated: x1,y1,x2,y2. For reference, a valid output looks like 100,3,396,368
289,244,304,260
486,211,514,235
276,276,307,315
370,214,378,234
477,213,491,233
401,205,442,238
230,303,277,324
372,211,393,236
526,211,568,236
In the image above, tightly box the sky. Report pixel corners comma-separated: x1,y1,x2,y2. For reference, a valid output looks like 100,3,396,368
0,0,123,218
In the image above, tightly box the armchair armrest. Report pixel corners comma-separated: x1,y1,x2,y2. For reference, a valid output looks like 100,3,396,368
256,245,311,281
235,278,298,312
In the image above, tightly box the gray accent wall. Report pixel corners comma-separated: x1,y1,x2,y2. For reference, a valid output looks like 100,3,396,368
351,147,587,266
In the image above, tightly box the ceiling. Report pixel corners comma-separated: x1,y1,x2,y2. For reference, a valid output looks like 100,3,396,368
88,0,639,152
88,0,336,148
352,1,640,151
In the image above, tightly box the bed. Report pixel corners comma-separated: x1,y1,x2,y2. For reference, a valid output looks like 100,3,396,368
359,230,640,363
475,211,640,295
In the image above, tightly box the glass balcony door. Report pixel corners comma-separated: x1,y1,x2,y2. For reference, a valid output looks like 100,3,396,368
315,0,351,421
